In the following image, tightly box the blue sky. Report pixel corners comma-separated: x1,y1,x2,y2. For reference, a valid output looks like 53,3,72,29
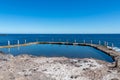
0,0,120,34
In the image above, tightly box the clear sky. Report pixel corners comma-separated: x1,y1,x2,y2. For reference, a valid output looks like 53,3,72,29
0,0,120,34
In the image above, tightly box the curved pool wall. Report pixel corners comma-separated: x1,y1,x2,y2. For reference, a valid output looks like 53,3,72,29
0,44,114,62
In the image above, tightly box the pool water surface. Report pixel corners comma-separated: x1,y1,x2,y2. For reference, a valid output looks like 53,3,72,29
0,44,113,62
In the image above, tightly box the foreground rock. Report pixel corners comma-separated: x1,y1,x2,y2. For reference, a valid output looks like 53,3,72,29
0,54,120,80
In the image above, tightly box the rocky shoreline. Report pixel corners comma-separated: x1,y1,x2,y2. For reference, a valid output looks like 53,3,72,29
0,53,120,80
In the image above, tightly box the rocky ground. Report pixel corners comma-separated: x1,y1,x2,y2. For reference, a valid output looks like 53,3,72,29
0,53,120,80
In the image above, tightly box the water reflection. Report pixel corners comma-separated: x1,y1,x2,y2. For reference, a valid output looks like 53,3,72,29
8,48,10,53
17,47,20,51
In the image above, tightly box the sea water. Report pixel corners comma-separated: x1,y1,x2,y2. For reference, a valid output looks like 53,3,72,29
0,34,119,62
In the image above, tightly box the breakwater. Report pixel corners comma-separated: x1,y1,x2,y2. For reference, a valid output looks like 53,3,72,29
0,41,120,69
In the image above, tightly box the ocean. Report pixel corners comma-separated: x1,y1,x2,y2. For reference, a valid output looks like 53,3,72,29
0,34,119,62
0,34,120,47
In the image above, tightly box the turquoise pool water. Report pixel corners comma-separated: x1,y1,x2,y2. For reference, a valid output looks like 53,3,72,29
0,44,113,62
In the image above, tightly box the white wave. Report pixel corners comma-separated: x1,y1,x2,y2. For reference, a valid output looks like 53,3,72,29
107,46,112,49
112,47,120,52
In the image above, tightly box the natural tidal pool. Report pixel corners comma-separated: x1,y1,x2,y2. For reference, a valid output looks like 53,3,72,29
0,44,113,62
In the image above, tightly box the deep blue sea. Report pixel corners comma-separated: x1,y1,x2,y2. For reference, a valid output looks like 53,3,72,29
0,34,120,48
0,34,120,62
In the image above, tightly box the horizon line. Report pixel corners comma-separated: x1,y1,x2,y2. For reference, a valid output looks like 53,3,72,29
0,33,120,34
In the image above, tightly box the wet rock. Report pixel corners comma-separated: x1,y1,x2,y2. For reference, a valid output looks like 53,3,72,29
111,78,119,80
42,69,47,71
83,68,89,71
70,75,79,79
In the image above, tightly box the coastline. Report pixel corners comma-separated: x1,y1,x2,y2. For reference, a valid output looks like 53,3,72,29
0,41,120,62
0,53,120,80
